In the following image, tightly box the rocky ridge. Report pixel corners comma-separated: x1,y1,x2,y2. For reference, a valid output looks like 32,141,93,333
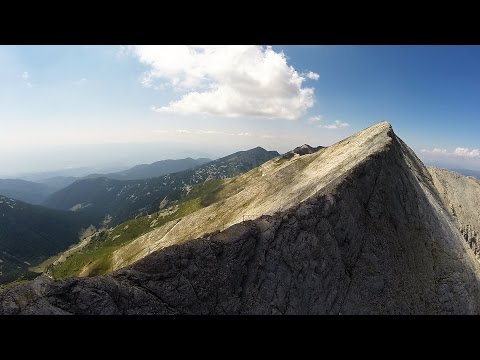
2,122,480,314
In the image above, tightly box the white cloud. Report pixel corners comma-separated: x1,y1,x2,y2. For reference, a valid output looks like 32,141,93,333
432,148,447,154
153,130,169,134
454,147,480,158
305,71,320,80
421,147,480,158
177,129,254,137
73,78,88,86
116,45,129,59
261,135,274,139
176,129,192,134
129,45,319,120
307,115,323,124
197,130,233,135
317,120,350,129
21,71,33,88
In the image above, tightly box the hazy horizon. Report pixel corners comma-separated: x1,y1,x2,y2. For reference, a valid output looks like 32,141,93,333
1,45,480,177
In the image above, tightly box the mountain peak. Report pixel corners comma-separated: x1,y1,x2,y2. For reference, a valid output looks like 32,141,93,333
6,121,480,315
369,120,394,135
288,144,323,156
5,120,480,314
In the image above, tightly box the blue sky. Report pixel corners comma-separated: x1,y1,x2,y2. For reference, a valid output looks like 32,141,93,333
0,45,479,176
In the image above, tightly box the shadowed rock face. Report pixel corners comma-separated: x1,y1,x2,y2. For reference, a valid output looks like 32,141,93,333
2,122,480,314
429,168,480,261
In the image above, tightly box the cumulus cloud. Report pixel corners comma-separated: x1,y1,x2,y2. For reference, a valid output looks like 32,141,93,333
129,45,319,120
454,147,480,158
305,71,320,80
317,120,350,129
421,147,480,158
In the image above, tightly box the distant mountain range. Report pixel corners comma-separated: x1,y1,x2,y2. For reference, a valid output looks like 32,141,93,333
82,157,211,181
0,152,269,285
0,195,94,284
5,122,480,314
0,179,54,205
43,147,279,227
0,157,212,205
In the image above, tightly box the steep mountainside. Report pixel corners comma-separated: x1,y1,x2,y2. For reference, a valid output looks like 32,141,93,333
429,168,480,260
43,147,279,227
0,179,55,204
84,158,211,181
3,122,480,314
50,179,229,278
0,196,93,284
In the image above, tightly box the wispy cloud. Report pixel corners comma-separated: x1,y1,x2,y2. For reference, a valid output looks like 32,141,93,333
176,129,192,134
197,130,235,136
21,71,32,88
174,129,265,138
153,130,169,134
306,115,349,129
307,115,323,124
421,148,447,155
421,147,480,158
129,45,319,120
73,78,88,86
317,120,350,129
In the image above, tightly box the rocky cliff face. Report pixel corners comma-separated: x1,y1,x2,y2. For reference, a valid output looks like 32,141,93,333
429,168,480,261
2,122,480,314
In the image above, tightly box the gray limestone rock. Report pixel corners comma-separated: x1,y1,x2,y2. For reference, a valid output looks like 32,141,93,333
2,122,480,314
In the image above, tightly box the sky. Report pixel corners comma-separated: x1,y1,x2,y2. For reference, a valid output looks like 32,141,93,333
0,45,479,177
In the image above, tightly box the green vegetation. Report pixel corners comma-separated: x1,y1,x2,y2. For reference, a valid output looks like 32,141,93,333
43,147,279,227
52,179,231,278
0,196,95,285
0,271,39,290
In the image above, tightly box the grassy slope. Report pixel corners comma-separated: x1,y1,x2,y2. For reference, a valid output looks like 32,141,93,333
51,179,231,278
44,148,279,228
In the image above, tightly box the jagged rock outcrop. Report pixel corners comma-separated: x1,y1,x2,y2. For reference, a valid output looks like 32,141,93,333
290,144,323,156
2,122,480,314
429,168,480,260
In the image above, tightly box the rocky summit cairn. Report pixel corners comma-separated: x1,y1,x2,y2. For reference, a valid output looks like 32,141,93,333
2,121,480,314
